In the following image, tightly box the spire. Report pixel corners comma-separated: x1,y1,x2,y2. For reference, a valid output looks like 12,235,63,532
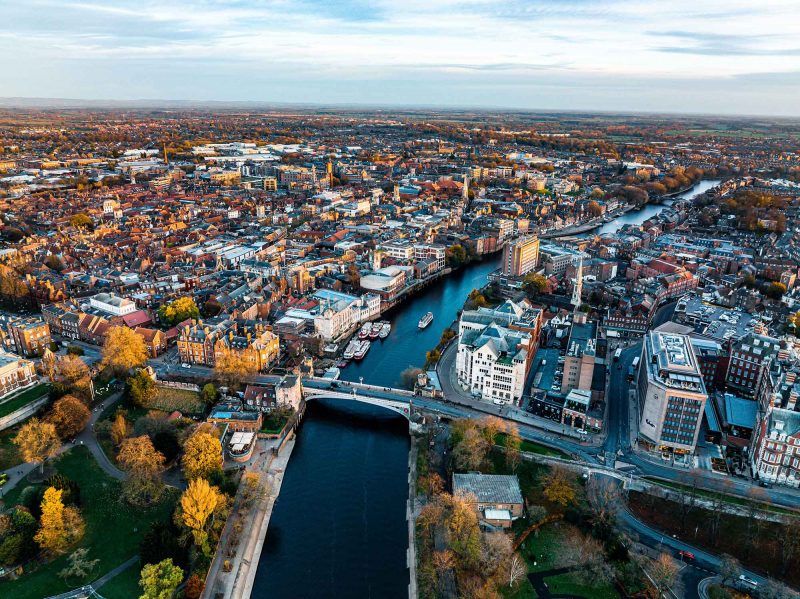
462,175,470,201
393,184,400,203
571,256,583,308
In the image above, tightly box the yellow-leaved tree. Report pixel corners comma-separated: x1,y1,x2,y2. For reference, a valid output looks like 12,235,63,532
182,431,223,481
34,487,85,555
101,326,148,377
179,478,222,548
14,418,61,474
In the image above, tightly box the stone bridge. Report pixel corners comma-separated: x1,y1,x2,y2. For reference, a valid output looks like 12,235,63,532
301,379,415,419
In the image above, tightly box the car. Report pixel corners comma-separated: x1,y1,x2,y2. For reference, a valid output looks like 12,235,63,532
738,575,758,589
678,550,695,560
492,399,504,406
759,480,771,488
181,363,191,369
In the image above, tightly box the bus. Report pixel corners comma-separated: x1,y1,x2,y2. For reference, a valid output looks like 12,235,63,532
631,356,640,369
613,348,622,361
628,356,640,382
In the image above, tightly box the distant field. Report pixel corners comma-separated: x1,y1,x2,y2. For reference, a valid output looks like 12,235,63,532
152,386,204,413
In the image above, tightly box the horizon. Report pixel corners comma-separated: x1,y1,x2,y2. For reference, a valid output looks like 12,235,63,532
2,1,800,116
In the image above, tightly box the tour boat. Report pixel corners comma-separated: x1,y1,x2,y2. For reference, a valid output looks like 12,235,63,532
369,322,382,339
379,321,391,339
418,312,434,329
358,323,371,339
354,340,371,360
343,339,359,360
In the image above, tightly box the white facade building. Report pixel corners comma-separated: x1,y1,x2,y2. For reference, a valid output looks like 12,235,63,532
88,292,137,316
312,290,381,341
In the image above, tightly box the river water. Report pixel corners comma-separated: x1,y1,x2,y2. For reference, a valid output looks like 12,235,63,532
252,399,410,598
592,179,720,236
252,180,719,598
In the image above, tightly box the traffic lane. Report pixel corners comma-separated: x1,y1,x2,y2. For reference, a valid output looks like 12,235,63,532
606,342,641,452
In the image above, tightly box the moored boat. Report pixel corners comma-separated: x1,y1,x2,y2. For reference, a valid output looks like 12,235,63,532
379,321,391,339
354,340,371,360
369,322,382,339
418,312,433,329
343,339,359,360
358,323,371,339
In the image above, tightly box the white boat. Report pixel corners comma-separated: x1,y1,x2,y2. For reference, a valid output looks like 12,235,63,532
354,340,371,360
343,340,359,360
358,323,371,339
379,321,391,339
418,312,433,329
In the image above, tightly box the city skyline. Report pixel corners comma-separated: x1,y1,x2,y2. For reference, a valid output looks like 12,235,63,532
2,0,800,116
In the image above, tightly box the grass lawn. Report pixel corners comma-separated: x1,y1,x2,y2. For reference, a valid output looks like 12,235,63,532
545,572,618,599
0,427,22,471
0,446,178,599
152,386,204,414
260,410,291,434
0,383,50,418
97,559,142,599
495,433,571,459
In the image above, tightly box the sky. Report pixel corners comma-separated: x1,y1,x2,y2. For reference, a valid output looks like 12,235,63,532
1,0,800,116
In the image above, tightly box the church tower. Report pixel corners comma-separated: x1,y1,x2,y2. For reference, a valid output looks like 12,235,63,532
571,256,583,308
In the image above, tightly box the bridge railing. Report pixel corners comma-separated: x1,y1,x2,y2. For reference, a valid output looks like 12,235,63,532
303,377,415,398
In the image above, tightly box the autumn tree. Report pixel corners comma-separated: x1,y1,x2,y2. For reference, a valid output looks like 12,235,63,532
69,213,92,229
46,395,91,439
139,558,184,599
649,553,678,594
51,354,93,402
542,466,578,508
445,493,482,570
765,282,787,300
118,435,166,505
184,573,204,599
452,426,490,471
504,424,521,472
179,477,222,549
214,347,258,391
111,412,129,447
158,297,199,326
182,431,223,481
34,487,85,555
128,369,158,408
101,326,148,377
522,272,548,297
14,418,61,474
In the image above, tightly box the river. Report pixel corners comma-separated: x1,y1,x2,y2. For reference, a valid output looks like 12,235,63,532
592,179,720,236
252,399,410,598
339,255,503,387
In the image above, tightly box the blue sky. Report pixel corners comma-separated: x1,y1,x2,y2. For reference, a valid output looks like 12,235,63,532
1,0,799,115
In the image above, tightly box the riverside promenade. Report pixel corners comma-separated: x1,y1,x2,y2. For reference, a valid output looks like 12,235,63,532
201,435,296,599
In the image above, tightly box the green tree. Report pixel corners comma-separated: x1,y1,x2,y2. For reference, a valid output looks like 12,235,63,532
200,383,218,405
523,272,548,296
157,297,200,326
129,369,158,408
446,244,468,268
139,558,184,599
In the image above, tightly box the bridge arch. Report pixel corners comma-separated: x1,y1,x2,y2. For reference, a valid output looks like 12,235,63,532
302,388,413,420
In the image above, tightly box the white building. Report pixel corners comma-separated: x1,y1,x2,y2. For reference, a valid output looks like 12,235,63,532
378,239,415,261
455,301,534,405
312,290,380,341
413,243,447,271
88,292,137,316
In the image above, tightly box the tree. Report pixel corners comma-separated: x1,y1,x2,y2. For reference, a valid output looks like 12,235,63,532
0,508,37,566
46,395,91,439
719,553,742,584
179,478,222,548
118,436,166,505
200,383,218,405
69,213,92,230
182,431,223,481
452,426,490,471
51,354,93,402
586,200,603,218
128,369,158,408
14,418,61,474
214,347,258,391
649,553,678,594
140,521,188,569
522,272,548,297
507,553,527,588
504,424,521,472
58,547,99,581
400,367,423,390
765,282,787,300
446,244,468,268
445,493,482,569
111,413,129,447
184,573,204,599
542,466,577,508
101,326,148,377
34,487,85,555
158,297,199,326
139,558,184,599
479,531,512,576
760,579,796,599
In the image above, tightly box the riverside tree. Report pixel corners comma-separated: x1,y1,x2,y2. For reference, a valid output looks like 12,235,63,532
14,418,61,474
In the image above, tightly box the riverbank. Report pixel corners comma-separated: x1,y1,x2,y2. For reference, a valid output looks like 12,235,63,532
201,435,296,599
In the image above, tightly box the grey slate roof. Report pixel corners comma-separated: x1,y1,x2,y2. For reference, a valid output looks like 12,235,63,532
453,473,523,504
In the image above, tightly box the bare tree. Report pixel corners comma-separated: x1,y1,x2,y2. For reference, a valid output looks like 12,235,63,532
649,553,678,595
718,554,740,587
507,553,527,588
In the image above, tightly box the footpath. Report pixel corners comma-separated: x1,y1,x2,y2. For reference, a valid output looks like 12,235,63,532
202,435,296,599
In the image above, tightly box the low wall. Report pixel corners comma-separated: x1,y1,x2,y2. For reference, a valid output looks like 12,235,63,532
0,396,49,431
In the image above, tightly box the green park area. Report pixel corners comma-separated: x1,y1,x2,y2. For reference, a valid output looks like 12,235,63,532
0,384,50,419
151,385,205,414
0,446,177,599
